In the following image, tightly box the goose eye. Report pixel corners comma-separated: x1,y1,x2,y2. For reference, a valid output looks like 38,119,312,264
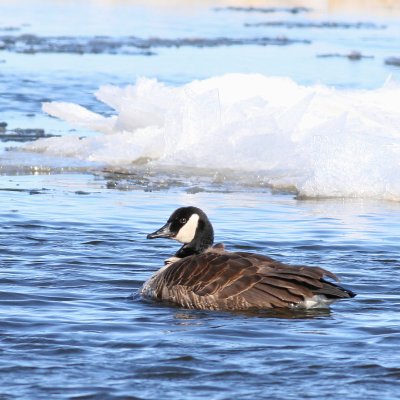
179,218,187,224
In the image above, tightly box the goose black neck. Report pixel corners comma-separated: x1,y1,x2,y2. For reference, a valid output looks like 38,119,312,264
175,217,214,258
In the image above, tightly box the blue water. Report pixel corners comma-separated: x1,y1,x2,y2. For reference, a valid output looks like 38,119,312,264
1,175,400,399
1,1,400,399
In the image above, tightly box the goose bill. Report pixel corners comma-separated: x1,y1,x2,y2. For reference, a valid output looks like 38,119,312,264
147,222,173,239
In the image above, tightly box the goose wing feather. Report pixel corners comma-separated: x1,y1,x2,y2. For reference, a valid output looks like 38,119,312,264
156,251,349,308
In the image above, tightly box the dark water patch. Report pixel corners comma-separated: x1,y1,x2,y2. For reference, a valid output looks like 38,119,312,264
371,257,399,264
245,21,386,29
0,187,50,194
12,220,53,228
104,340,150,350
23,235,48,243
101,167,283,195
104,170,204,193
385,56,400,67
139,35,311,48
316,51,374,61
134,365,199,379
0,26,21,32
236,308,332,320
0,34,311,56
75,191,92,195
185,186,205,194
214,6,311,14
0,123,59,142
68,391,142,400
0,34,154,55
82,240,105,245
167,355,197,362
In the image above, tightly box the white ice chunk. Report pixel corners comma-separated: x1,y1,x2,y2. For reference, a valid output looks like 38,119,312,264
42,102,116,134
28,73,400,200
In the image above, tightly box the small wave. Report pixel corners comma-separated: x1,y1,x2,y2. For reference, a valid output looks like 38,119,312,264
24,73,400,201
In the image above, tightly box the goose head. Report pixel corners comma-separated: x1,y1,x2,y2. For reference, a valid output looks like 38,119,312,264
147,206,214,258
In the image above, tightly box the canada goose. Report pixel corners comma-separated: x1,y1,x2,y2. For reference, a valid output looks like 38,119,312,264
141,206,355,311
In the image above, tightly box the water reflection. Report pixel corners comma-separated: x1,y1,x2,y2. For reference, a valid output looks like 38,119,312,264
173,307,332,321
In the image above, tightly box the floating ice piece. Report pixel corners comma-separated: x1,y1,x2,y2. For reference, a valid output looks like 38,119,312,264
25,73,400,200
43,102,115,134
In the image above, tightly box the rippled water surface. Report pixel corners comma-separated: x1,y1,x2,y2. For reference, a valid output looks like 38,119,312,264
1,174,400,399
1,1,400,399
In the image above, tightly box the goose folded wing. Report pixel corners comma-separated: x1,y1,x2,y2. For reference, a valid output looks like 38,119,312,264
162,252,262,296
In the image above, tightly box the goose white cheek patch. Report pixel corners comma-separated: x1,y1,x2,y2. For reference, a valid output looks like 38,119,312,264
175,214,199,243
